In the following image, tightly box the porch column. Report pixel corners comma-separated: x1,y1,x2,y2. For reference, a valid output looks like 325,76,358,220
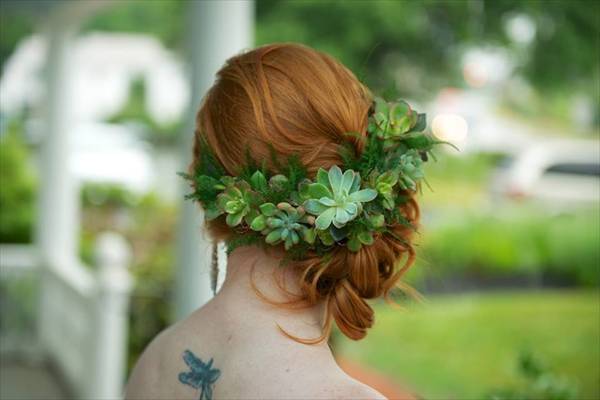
174,0,254,320
35,22,78,270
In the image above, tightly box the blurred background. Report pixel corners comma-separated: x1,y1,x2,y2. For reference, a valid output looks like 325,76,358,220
0,0,598,399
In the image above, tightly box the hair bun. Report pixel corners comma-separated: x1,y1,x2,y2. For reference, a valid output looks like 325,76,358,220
325,220,417,340
329,278,374,340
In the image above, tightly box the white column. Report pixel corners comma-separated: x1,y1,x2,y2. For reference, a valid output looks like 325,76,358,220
35,23,79,269
34,18,81,359
174,0,254,320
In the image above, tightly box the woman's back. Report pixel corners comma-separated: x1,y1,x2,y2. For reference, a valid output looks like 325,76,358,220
125,249,386,399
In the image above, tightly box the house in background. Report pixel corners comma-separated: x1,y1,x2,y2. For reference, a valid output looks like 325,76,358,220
1,32,192,198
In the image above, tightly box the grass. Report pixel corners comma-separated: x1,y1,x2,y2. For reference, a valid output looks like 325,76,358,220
336,290,600,400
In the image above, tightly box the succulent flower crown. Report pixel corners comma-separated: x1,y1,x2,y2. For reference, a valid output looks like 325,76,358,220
180,97,448,259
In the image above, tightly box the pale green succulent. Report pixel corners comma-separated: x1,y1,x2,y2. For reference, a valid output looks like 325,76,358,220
397,149,425,190
216,181,256,227
303,165,377,230
251,202,314,250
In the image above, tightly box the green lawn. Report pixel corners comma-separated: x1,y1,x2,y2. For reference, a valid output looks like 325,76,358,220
337,290,600,400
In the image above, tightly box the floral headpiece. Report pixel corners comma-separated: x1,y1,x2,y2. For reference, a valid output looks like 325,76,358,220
180,97,447,258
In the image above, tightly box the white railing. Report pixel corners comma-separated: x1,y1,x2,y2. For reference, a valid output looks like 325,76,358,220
0,244,40,356
0,231,133,400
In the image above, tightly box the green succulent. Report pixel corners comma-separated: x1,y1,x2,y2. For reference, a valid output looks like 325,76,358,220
249,170,268,191
368,97,425,142
347,229,375,252
180,95,447,256
268,174,289,190
303,165,377,230
317,228,335,246
367,213,385,228
251,202,314,250
397,149,425,190
373,170,399,210
217,181,257,227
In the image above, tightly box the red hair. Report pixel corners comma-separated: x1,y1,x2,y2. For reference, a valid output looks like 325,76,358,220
191,43,419,343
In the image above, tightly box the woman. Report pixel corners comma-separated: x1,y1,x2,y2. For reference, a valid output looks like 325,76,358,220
126,43,433,400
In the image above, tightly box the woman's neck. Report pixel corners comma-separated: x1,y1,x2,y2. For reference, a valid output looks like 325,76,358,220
211,245,330,348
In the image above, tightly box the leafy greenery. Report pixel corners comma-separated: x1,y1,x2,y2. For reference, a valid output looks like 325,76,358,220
486,350,579,400
182,98,440,254
413,206,600,287
256,0,599,100
0,1,34,75
77,0,600,99
337,290,599,400
0,124,36,243
3,1,597,123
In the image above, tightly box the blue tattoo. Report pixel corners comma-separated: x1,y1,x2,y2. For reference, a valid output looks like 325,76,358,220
178,350,221,400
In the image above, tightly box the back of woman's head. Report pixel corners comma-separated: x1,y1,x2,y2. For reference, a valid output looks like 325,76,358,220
192,43,419,343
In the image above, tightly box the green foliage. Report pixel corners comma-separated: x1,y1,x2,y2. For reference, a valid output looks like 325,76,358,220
485,351,579,400
125,196,175,373
81,183,139,208
82,0,186,50
0,124,36,243
415,207,600,287
1,1,596,133
0,273,38,340
182,98,440,254
0,2,34,75
257,0,599,98
2,1,597,108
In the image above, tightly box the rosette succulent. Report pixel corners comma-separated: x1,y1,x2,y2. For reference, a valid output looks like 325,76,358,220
303,165,377,230
373,170,399,210
369,97,426,142
251,202,314,250
216,181,257,227
397,149,425,190
268,174,289,190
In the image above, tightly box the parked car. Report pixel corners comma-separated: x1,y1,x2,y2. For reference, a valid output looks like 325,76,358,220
490,139,600,208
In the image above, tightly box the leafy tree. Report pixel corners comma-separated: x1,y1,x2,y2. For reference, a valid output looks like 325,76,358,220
1,1,597,114
0,1,34,75
0,122,36,243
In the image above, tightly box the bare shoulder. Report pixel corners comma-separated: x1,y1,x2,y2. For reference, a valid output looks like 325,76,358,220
124,324,176,399
333,379,388,400
310,372,387,400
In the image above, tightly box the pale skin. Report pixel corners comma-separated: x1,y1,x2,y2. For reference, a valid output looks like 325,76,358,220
125,245,387,400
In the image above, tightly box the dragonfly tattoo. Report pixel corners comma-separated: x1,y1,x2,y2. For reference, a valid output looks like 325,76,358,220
178,350,221,400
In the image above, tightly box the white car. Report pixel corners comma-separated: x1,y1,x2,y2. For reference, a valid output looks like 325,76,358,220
491,139,600,207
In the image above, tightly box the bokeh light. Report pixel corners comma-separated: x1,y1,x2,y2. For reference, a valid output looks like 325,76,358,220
432,113,469,143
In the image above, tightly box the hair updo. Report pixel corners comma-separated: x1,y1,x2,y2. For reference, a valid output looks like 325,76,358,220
191,43,419,343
